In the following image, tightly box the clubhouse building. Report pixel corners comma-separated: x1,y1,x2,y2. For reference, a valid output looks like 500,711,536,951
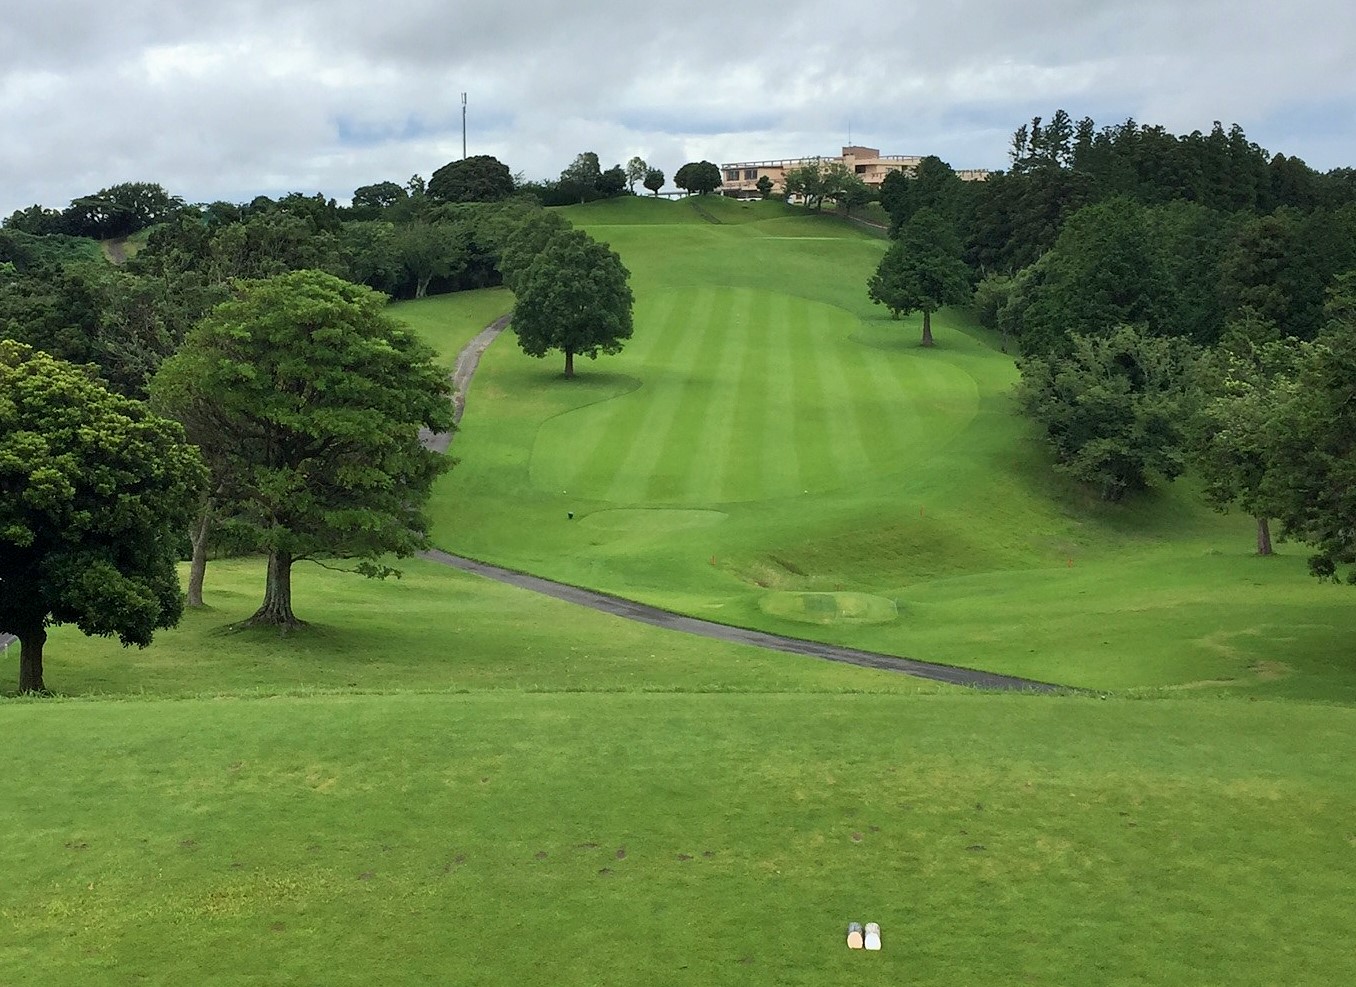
718,146,991,198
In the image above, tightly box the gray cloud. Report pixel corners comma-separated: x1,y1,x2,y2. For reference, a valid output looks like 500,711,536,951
3,0,1354,215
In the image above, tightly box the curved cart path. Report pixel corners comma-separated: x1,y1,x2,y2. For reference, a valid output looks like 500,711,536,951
418,314,1070,694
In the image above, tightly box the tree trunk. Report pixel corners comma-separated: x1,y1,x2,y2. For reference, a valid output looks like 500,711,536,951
564,348,575,378
244,550,305,631
921,309,935,347
17,625,46,695
187,505,212,607
1256,516,1273,556
415,276,431,300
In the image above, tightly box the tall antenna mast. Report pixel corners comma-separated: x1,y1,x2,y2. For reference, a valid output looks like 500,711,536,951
461,93,468,159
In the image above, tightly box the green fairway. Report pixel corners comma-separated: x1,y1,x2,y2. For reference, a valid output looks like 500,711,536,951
416,198,1356,697
530,286,975,504
5,690,1354,987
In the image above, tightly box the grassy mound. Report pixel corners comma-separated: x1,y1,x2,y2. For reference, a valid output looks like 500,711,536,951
760,590,900,625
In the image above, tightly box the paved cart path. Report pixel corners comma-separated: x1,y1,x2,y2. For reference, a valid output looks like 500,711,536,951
417,313,1072,694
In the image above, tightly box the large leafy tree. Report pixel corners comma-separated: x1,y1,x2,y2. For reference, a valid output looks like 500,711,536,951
1007,197,1172,356
673,161,722,196
1,340,206,693
351,181,408,213
150,270,454,630
1191,312,1303,555
782,160,828,209
428,155,515,203
1262,275,1356,582
867,207,971,346
559,152,603,204
643,168,665,196
597,164,627,197
393,219,469,298
625,156,649,193
498,209,573,291
511,229,633,377
1016,326,1200,501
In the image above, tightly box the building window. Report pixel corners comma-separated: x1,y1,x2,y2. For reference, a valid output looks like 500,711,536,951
744,169,758,180
725,170,739,182
855,165,867,174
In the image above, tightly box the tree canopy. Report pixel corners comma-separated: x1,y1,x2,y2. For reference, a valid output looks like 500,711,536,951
867,207,971,346
1261,277,1356,581
428,155,515,204
1017,326,1201,501
511,228,633,377
674,161,722,196
1,340,206,693
150,269,454,630
625,157,649,193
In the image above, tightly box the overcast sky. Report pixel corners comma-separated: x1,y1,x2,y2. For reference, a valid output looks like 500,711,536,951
3,1,1354,216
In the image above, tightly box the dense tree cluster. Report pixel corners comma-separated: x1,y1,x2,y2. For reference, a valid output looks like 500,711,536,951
866,110,1356,582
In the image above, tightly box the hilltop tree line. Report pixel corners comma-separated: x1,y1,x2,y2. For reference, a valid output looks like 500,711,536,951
867,110,1356,583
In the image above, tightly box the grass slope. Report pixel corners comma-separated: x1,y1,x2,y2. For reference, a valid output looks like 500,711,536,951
419,199,1356,698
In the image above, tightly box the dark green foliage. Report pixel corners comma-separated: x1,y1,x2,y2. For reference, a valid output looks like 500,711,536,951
1191,311,1302,553
3,204,65,235
428,155,515,204
598,165,627,197
643,168,665,196
1017,326,1200,501
1218,207,1356,340
0,339,206,692
59,183,187,239
511,229,633,377
1262,276,1356,581
350,181,408,215
674,161,722,196
755,175,774,199
559,152,603,204
880,156,965,235
499,209,574,292
1009,198,1173,355
966,167,1097,273
150,270,454,626
867,208,971,345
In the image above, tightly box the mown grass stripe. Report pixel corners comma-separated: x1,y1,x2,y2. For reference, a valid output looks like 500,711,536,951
839,332,922,480
544,292,684,491
651,289,740,503
812,312,873,485
758,293,802,499
694,288,755,503
784,299,834,495
604,290,719,503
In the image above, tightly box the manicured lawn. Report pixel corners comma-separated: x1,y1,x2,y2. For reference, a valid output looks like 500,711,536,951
5,691,1353,986
16,556,922,699
420,199,1356,698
